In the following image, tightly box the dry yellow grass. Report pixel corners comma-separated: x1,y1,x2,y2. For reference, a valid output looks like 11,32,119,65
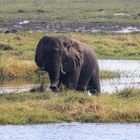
0,57,37,79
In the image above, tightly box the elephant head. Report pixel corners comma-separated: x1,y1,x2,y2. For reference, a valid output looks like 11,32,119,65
35,36,83,92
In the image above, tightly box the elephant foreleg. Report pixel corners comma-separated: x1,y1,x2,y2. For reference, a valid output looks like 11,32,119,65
62,67,81,89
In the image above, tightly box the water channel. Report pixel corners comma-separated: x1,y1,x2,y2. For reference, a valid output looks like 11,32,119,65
0,59,139,94
0,123,140,140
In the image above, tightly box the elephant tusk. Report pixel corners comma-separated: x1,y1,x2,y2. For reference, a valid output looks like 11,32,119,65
61,63,66,74
61,68,66,74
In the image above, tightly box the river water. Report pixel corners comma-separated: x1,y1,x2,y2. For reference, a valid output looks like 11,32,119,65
0,60,140,94
0,123,140,140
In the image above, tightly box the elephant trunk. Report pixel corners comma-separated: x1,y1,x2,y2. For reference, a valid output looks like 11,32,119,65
48,55,62,92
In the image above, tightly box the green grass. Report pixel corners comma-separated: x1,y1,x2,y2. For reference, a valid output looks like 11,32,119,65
71,32,140,59
0,88,139,124
100,70,121,79
0,0,140,24
0,32,140,60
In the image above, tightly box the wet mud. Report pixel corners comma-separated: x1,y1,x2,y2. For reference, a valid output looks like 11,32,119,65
0,20,140,33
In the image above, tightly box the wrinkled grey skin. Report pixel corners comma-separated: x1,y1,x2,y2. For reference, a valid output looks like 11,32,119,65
35,36,100,94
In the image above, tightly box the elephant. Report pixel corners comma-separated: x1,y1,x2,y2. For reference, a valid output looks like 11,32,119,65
35,35,100,94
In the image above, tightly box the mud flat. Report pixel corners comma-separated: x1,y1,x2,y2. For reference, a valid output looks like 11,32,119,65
1,21,140,33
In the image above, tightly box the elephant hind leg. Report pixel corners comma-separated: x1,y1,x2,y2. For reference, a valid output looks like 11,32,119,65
87,73,101,95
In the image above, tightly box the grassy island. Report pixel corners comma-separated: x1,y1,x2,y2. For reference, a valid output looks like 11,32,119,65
0,88,139,124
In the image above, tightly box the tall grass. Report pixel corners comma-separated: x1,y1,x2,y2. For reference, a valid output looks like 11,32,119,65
0,57,37,79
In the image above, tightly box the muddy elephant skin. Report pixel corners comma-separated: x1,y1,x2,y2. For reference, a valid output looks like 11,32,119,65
35,36,100,94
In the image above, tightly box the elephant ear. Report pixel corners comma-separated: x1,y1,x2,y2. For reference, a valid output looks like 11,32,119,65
35,36,50,68
62,38,84,72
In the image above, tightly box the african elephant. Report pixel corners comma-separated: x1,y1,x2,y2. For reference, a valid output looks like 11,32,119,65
35,36,100,94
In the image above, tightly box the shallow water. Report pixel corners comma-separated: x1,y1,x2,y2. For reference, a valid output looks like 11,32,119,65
114,13,131,16
0,80,39,94
114,26,140,33
99,59,140,93
101,77,140,93
0,123,140,140
0,60,139,94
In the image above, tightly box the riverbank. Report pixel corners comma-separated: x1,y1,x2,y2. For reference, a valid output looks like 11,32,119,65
0,88,139,124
